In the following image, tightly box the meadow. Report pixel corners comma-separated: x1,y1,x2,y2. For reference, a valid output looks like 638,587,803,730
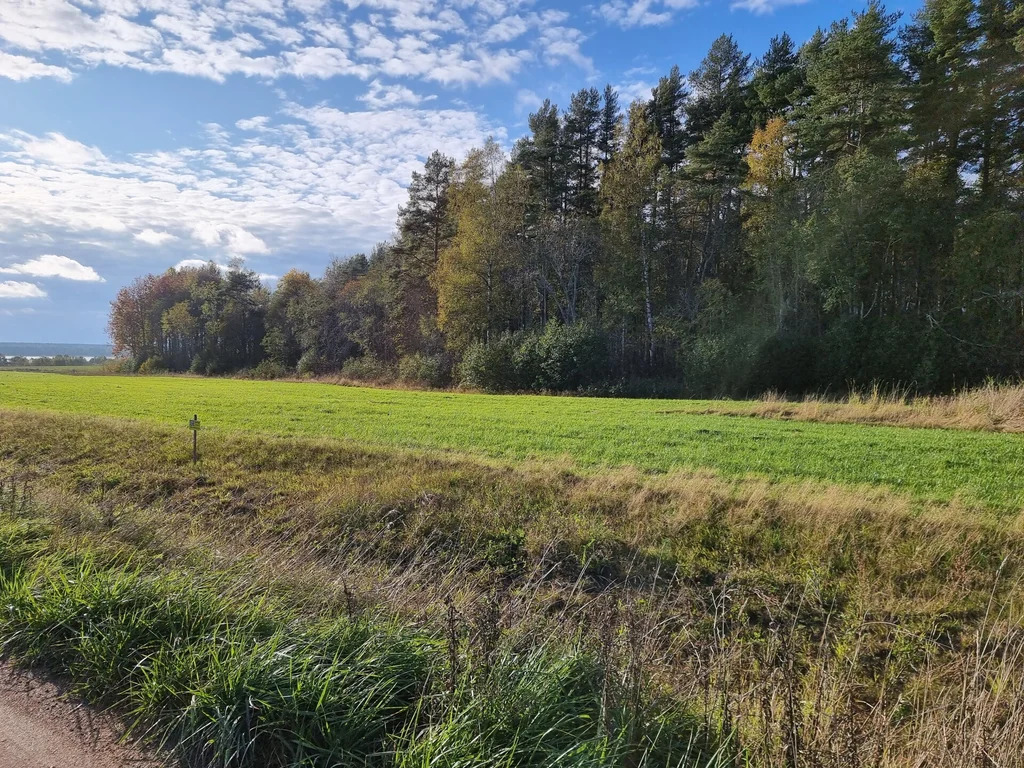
2,371,1024,509
1,376,1023,767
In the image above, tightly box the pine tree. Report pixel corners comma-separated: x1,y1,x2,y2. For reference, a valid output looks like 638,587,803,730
395,150,456,272
803,2,905,162
971,0,1024,199
686,35,752,146
684,36,754,292
752,33,804,123
600,102,664,366
387,151,455,356
563,87,602,216
598,85,622,164
903,0,976,177
650,66,688,169
516,100,567,215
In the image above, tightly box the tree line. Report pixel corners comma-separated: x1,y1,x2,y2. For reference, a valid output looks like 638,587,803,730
109,0,1024,396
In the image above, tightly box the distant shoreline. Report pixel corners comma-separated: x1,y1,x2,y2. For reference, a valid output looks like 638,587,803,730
0,342,112,357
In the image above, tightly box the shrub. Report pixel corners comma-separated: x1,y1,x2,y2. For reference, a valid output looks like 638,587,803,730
252,359,289,380
137,356,167,375
747,333,821,397
534,323,609,391
511,333,543,390
398,352,452,388
103,357,136,374
296,350,324,377
460,335,521,392
341,354,393,382
461,325,611,393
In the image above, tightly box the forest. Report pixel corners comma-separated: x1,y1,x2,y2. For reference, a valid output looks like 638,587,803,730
108,0,1024,397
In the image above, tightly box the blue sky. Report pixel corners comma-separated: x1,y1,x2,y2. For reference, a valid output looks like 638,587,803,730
0,0,924,344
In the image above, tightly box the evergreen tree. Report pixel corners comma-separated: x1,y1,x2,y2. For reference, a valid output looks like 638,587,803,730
600,102,664,367
903,0,976,175
650,65,688,169
971,0,1024,199
598,85,622,164
803,2,905,162
515,100,567,215
686,35,752,146
387,151,455,357
563,87,602,216
751,33,804,123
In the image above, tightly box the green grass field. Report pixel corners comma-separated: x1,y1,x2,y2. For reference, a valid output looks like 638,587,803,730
2,371,1022,509
3,382,1024,767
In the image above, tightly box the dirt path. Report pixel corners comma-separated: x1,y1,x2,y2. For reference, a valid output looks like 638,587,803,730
0,663,167,768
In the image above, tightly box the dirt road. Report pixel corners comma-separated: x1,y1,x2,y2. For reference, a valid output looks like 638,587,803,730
0,663,165,768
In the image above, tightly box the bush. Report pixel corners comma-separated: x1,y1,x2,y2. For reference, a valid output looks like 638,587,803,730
511,333,543,390
252,359,289,380
461,325,610,393
102,357,136,374
460,335,521,392
747,333,821,397
398,352,452,388
341,355,393,382
296,350,324,378
190,353,228,376
534,323,609,391
137,356,167,375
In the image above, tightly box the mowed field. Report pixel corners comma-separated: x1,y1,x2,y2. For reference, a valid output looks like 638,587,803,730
1,371,1022,509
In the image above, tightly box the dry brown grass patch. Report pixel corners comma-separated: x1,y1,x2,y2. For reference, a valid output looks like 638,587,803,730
699,381,1024,432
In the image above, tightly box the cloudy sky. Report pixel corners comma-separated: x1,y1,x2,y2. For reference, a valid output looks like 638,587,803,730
1,0,924,343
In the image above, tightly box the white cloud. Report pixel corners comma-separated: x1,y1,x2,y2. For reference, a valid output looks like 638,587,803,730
730,0,810,13
0,0,591,86
0,254,104,281
482,15,529,44
515,88,541,114
597,0,698,28
0,281,46,299
191,222,269,255
282,46,372,80
615,80,655,105
236,116,270,132
0,50,73,82
0,104,503,263
537,24,592,72
134,229,177,246
15,131,106,166
358,79,434,109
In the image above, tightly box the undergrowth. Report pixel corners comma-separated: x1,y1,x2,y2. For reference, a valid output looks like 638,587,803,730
0,528,715,768
0,410,1022,766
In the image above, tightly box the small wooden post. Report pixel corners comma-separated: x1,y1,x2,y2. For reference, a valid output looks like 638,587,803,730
189,414,201,463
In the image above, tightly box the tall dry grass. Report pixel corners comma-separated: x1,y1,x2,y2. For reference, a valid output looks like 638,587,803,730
697,381,1024,432
2,410,1023,767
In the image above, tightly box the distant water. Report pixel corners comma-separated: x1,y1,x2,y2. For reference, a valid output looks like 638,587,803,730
0,342,112,357
15,356,101,361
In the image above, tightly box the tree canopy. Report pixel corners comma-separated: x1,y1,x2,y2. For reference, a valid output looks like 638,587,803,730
110,1,1024,396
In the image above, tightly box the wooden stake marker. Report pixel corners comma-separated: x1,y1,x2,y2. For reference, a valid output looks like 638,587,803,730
189,414,201,463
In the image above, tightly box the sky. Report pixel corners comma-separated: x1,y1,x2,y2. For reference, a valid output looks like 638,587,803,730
0,0,925,344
